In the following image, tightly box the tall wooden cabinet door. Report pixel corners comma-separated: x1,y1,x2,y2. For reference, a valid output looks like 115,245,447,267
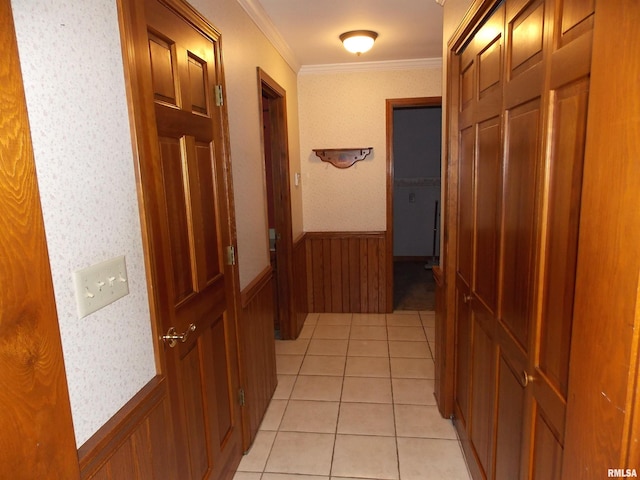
526,2,594,479
0,2,80,478
453,5,505,477
494,0,549,478
123,0,242,478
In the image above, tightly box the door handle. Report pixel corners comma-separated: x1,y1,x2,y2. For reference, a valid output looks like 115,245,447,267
463,294,472,304
161,323,196,348
521,370,535,388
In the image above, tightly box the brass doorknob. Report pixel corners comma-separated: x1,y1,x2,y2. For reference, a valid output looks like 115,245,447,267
161,323,196,348
463,294,472,304
521,370,534,387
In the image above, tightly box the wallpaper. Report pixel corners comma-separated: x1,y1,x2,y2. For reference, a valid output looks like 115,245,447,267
192,0,302,289
298,67,442,232
11,0,155,446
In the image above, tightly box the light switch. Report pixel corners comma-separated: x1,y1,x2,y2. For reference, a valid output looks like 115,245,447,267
73,255,130,318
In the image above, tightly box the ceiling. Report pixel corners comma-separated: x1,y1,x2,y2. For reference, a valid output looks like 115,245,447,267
237,0,444,72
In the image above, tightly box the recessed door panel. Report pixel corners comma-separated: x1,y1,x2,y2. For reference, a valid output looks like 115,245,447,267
494,354,525,480
457,126,475,283
474,117,502,313
539,79,589,396
469,317,496,476
501,99,541,350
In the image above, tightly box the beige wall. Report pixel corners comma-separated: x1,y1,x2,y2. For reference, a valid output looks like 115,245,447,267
299,67,441,232
192,0,302,289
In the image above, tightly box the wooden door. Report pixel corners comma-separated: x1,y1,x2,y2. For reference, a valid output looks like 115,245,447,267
257,68,296,339
0,1,80,478
449,0,595,478
524,2,593,478
119,0,242,478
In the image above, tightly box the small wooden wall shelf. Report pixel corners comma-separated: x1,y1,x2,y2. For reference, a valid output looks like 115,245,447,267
313,147,373,169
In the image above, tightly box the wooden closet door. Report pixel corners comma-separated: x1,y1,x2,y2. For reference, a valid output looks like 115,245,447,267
525,2,594,478
450,1,595,478
453,5,505,477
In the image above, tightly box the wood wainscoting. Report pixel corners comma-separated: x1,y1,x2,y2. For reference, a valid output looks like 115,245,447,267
78,376,177,479
239,266,277,451
305,232,387,313
292,233,309,335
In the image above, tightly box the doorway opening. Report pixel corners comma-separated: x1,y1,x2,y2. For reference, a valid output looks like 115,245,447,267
386,98,442,311
257,68,295,339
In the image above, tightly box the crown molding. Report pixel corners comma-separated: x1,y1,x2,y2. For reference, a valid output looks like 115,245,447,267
236,0,301,72
298,57,442,75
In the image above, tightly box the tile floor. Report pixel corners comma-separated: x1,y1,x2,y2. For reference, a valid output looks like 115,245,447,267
233,311,471,480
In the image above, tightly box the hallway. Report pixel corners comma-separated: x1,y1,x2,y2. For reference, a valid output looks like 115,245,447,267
233,311,470,480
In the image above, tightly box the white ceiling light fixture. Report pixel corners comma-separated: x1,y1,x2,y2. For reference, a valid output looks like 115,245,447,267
339,30,379,55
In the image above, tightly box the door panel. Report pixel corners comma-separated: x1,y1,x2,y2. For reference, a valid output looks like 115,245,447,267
538,79,588,397
474,117,502,312
469,318,496,475
494,354,525,479
501,99,541,351
123,0,243,478
531,411,562,480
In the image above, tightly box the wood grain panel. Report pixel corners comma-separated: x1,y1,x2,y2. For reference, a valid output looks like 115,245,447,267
78,377,177,479
561,0,595,37
562,2,640,475
494,354,525,480
539,79,589,396
0,3,80,476
532,411,562,480
148,33,176,105
292,234,309,337
239,267,277,450
158,137,193,302
509,1,544,75
195,142,221,283
478,37,501,95
460,62,475,110
474,117,501,313
306,232,386,313
457,126,474,284
181,343,208,478
454,286,472,428
469,317,495,476
188,54,207,114
501,100,541,351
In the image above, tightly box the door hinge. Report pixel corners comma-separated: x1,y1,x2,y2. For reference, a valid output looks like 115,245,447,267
215,84,224,106
238,387,245,407
225,245,236,266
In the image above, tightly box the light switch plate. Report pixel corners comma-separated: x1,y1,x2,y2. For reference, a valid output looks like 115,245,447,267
73,255,130,318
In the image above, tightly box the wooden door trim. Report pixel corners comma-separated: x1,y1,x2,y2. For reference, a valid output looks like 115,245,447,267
257,67,297,339
385,97,442,313
0,2,80,477
562,1,640,475
116,0,243,472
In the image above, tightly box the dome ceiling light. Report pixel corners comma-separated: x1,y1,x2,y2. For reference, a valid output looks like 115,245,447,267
339,30,378,56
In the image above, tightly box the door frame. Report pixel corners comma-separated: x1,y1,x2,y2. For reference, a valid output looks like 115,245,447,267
257,68,296,339
385,97,442,312
116,0,244,467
